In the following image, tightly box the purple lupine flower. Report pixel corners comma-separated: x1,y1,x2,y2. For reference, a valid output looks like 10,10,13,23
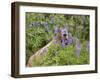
28,22,41,28
41,22,50,34
35,22,41,27
54,27,60,34
86,41,90,53
75,39,81,58
67,37,73,44
43,22,48,27
67,33,73,44
43,22,50,33
50,15,55,24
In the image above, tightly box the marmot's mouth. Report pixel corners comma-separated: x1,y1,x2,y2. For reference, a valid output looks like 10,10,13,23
65,42,68,45
61,38,68,46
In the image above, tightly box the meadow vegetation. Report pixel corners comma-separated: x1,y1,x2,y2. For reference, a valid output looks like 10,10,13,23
26,13,90,66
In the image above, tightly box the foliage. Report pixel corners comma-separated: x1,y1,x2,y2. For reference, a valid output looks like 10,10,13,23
26,12,90,66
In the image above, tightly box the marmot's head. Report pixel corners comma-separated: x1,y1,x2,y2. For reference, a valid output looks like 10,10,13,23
61,28,68,40
54,27,69,45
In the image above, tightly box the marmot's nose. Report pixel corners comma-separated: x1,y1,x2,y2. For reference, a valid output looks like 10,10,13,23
63,34,66,36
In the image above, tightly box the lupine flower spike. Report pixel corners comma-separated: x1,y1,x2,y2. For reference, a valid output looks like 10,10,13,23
43,22,50,34
75,38,81,58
